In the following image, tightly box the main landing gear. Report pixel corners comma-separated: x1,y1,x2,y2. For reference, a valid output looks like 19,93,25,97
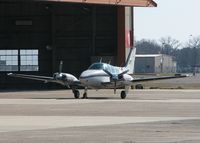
73,89,80,99
73,87,129,99
72,88,88,99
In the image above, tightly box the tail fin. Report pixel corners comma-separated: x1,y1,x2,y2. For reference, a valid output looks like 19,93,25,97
125,47,136,74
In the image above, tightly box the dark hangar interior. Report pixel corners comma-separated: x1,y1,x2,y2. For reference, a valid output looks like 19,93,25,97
0,0,156,89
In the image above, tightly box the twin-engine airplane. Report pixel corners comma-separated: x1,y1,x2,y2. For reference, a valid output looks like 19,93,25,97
8,48,187,99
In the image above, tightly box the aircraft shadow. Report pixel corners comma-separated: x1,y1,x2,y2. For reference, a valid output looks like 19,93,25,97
30,97,118,100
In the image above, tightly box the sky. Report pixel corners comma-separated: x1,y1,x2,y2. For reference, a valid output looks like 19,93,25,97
134,0,200,43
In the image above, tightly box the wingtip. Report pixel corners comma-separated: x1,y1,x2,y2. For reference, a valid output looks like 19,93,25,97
175,73,192,78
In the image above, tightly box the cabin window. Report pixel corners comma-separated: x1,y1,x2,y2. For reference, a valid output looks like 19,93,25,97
89,63,104,70
106,64,112,73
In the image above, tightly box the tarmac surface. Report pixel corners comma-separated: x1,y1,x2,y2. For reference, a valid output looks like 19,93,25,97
0,89,200,143
136,73,200,89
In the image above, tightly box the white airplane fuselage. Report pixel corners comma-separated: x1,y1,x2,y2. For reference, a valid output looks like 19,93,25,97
79,68,133,89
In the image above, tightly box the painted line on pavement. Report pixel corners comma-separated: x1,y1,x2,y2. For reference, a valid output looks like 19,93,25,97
0,116,199,133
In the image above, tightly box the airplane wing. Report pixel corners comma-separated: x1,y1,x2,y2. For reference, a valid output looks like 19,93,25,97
7,73,82,87
131,74,188,83
7,73,55,83
101,74,188,88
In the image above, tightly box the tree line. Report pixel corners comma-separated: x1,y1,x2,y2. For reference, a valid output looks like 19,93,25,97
135,36,200,73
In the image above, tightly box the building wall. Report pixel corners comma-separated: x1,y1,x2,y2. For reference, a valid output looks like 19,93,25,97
135,57,155,73
117,7,134,66
155,55,176,73
154,56,162,73
135,55,177,74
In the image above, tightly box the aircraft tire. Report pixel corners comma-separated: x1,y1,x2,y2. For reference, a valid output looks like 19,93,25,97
73,90,80,99
120,91,126,99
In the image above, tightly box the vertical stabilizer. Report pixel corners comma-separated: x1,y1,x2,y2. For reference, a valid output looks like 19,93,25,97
125,47,136,74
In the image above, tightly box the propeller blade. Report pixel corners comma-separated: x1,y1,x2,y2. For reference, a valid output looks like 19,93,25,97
118,69,129,80
59,60,63,73
118,69,129,77
104,69,129,81
103,69,113,78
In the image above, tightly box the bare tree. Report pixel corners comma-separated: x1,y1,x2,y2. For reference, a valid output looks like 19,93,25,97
186,35,200,48
135,36,200,73
185,36,200,74
135,39,161,54
159,37,180,56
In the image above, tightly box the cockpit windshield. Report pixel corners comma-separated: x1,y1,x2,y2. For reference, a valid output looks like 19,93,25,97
88,63,120,74
88,63,104,70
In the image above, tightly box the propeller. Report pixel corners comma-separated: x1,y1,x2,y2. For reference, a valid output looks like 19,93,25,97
103,69,129,94
103,69,114,79
59,60,63,73
53,60,64,80
118,69,129,79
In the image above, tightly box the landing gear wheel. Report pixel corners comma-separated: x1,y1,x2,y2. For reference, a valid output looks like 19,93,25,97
73,90,80,99
82,93,88,99
120,91,126,99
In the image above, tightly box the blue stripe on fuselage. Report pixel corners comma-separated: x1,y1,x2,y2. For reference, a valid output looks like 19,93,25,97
79,74,110,79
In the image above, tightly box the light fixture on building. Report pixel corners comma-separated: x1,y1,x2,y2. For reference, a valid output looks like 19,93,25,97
46,45,52,51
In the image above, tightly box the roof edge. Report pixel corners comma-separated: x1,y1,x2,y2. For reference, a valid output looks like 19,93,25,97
148,0,157,7
54,0,158,7
1,0,157,7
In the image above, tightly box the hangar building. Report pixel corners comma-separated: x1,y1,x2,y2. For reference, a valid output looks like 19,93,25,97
0,0,156,89
135,54,177,74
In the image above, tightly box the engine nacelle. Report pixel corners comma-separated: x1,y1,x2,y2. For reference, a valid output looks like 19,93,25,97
53,72,78,83
123,74,133,82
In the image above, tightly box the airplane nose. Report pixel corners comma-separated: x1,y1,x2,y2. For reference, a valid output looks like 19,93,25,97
79,69,110,87
79,70,98,83
79,71,86,79
80,70,93,79
79,71,89,85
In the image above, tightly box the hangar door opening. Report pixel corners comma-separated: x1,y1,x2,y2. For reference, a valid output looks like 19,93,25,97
0,2,117,89
51,3,117,76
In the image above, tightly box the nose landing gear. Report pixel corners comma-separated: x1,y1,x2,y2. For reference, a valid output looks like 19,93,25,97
82,87,88,99
120,91,126,99
120,86,129,99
